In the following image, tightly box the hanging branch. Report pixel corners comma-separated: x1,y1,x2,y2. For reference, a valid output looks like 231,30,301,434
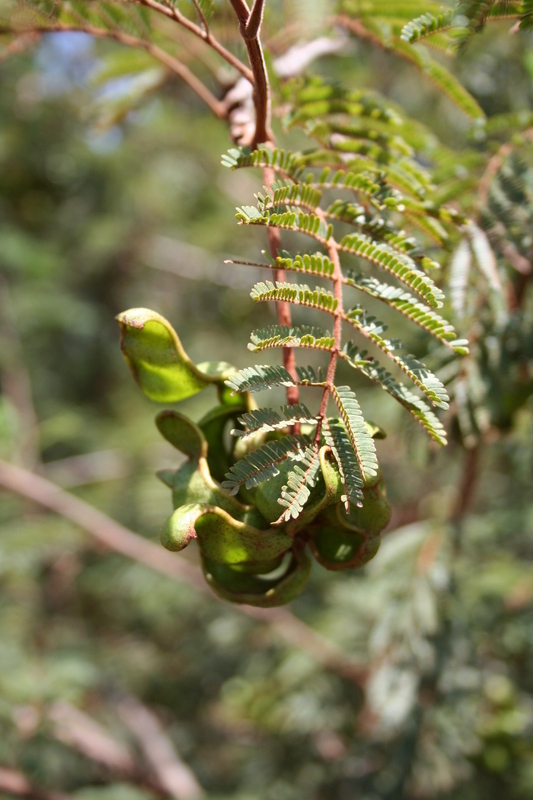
227,0,301,404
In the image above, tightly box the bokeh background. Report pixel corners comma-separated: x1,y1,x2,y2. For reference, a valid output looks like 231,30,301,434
1,4,533,799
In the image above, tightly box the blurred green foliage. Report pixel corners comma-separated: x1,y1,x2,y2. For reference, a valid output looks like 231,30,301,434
0,4,533,799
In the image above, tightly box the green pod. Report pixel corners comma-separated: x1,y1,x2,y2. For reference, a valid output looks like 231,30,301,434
309,522,380,571
170,459,250,519
155,410,267,527
344,484,391,535
202,543,311,607
160,503,292,566
317,470,390,536
197,404,246,484
254,446,345,529
116,308,234,403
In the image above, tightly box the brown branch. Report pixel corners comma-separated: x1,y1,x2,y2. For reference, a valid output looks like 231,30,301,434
134,0,253,81
13,699,202,798
243,0,265,40
333,14,388,51
191,0,210,35
477,128,533,212
0,276,40,468
312,213,344,441
0,31,40,61
118,697,204,799
0,458,366,686
0,23,227,118
47,702,139,779
229,0,272,146
0,767,70,800
451,444,481,524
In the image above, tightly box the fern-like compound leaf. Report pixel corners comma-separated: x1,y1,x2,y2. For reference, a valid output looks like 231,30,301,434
521,0,533,28
345,272,469,354
221,434,311,494
339,233,445,308
392,39,485,120
250,281,338,315
401,11,457,43
328,204,441,269
249,325,335,353
234,405,317,439
295,365,328,385
285,81,402,127
222,147,304,181
310,168,402,210
340,350,447,445
275,251,336,279
330,386,379,481
276,445,322,523
323,419,364,510
258,181,323,214
236,207,333,242
225,364,296,395
343,311,450,409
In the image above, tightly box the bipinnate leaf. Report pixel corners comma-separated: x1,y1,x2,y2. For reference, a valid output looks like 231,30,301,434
249,325,335,353
345,272,469,354
222,434,311,494
250,282,338,314
343,355,448,446
276,444,322,524
339,234,445,308
116,308,234,402
235,404,316,439
331,386,379,481
323,419,364,511
225,364,297,395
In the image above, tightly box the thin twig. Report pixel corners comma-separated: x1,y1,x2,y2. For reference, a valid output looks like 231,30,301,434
0,768,70,800
229,0,272,145
0,23,227,118
0,31,40,61
119,697,204,799
134,0,253,81
191,0,210,35
263,167,300,407
451,444,481,526
0,276,41,468
312,209,344,441
476,128,533,212
244,0,265,40
47,702,139,779
0,458,366,686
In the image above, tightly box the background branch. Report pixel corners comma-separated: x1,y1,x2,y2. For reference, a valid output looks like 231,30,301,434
118,697,205,799
0,768,70,800
0,458,366,687
0,22,227,118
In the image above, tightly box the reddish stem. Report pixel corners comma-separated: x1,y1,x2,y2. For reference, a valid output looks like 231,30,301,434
314,216,345,442
263,168,300,407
